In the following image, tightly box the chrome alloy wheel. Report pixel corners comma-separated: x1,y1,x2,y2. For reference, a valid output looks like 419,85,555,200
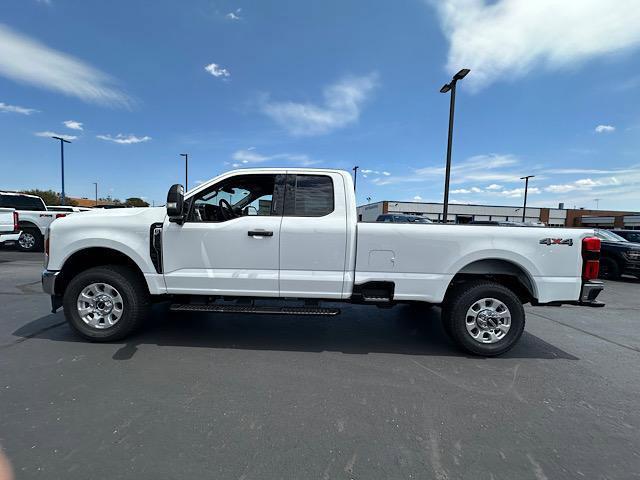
19,232,35,250
76,283,124,329
465,297,511,344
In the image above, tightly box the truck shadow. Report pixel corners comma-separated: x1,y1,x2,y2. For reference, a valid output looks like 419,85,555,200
13,303,578,361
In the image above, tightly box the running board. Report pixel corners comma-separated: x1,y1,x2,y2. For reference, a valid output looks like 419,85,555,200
170,303,340,316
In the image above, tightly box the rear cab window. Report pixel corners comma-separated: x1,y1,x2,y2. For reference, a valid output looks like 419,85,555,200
284,174,334,217
0,194,46,211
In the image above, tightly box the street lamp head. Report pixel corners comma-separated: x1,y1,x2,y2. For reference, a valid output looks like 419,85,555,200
52,136,71,143
520,175,535,180
180,153,188,158
453,68,470,81
439,83,451,93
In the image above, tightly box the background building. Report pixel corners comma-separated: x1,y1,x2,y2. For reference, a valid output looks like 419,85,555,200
357,201,640,229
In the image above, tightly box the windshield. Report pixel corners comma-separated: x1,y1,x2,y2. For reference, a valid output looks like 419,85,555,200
596,229,628,242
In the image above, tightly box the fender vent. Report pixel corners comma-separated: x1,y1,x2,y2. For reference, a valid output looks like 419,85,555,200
149,223,163,273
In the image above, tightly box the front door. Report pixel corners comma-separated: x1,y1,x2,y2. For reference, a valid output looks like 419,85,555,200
162,173,284,296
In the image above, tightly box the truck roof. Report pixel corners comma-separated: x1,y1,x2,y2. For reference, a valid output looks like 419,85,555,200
0,191,41,199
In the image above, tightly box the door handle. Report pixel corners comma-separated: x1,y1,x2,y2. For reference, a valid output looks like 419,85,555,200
247,230,273,237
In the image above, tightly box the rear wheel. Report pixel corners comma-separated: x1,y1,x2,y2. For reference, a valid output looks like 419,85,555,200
442,281,525,356
18,228,42,252
63,265,150,341
599,257,621,280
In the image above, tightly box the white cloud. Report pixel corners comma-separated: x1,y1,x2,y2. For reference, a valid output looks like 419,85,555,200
451,188,471,194
231,149,320,167
485,184,502,190
545,176,620,193
0,24,130,107
204,63,230,78
34,131,77,141
373,153,522,186
63,120,83,131
413,195,423,201
226,9,242,20
382,171,390,176
0,101,38,114
261,73,379,135
594,124,615,133
432,0,640,91
96,133,151,144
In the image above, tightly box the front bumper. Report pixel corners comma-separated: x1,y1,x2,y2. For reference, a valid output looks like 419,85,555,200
42,270,63,313
42,270,60,295
579,280,605,307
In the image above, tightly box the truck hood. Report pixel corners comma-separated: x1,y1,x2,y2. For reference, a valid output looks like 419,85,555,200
50,207,167,233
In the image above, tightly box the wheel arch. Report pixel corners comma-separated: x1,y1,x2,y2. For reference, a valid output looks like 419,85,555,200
55,247,150,297
446,258,537,304
18,220,40,231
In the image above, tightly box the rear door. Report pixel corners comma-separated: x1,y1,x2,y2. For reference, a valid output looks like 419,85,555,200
279,172,348,299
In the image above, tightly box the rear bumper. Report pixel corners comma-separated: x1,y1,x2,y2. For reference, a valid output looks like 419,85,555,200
578,280,605,307
0,231,21,245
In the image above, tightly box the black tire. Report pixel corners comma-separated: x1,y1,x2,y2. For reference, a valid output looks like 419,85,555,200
17,227,43,252
442,281,525,356
63,265,150,342
599,257,621,280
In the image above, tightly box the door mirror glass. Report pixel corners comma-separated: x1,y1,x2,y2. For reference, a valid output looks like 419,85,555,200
166,184,184,222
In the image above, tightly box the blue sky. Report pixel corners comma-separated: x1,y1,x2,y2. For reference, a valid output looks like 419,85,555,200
1,0,639,209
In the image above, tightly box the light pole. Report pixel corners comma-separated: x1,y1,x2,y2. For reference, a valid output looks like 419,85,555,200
594,198,600,209
439,68,470,224
51,136,71,205
180,153,189,191
520,175,535,221
92,182,98,206
352,166,359,192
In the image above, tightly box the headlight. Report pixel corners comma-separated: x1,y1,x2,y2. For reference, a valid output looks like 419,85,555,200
625,250,640,261
44,228,50,268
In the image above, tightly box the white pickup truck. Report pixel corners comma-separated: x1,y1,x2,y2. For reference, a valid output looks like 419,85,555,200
0,207,21,246
43,168,604,356
0,192,66,251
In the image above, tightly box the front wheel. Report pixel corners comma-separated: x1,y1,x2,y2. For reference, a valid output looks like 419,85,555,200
63,265,150,341
442,281,525,356
599,257,621,280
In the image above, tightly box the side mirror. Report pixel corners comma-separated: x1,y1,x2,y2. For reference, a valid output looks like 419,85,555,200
166,184,185,223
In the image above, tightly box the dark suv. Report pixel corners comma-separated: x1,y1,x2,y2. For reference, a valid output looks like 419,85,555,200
611,230,640,243
594,229,640,280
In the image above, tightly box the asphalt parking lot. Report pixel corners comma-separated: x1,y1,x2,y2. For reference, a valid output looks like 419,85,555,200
1,249,639,479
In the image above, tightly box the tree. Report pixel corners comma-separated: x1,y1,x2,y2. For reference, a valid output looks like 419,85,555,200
124,197,149,207
20,189,78,206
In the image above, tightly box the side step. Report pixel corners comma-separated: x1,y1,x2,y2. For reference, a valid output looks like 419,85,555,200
170,303,340,316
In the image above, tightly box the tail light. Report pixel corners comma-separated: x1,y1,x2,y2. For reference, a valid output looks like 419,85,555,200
55,213,66,219
582,236,601,281
13,211,19,232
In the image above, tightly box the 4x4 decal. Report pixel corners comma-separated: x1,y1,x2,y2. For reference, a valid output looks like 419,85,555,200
539,238,573,246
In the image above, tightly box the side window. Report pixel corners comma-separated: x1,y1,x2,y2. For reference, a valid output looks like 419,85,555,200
187,174,279,223
284,175,334,217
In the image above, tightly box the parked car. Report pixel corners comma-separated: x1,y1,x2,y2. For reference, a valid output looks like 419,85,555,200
47,206,93,213
0,191,66,251
611,229,640,243
469,220,524,226
376,214,432,223
93,204,128,209
594,229,640,280
43,168,604,356
0,207,21,247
